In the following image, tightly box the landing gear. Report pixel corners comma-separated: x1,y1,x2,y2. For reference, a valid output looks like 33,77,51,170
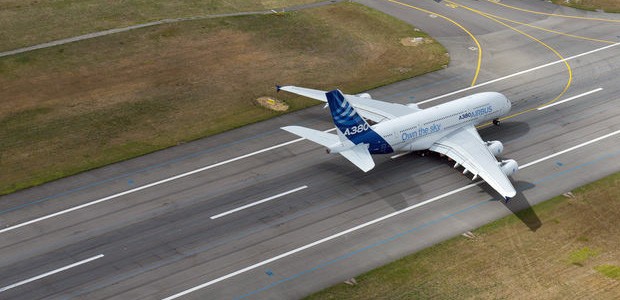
492,118,500,126
504,197,511,203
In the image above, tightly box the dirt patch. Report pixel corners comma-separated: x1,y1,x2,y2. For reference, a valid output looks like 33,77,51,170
256,96,289,111
400,37,434,47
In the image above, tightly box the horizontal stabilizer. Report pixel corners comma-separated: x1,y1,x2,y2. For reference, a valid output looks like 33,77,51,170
339,143,375,172
282,126,375,172
281,126,339,148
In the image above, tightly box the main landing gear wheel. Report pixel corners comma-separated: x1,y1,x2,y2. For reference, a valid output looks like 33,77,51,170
492,118,500,126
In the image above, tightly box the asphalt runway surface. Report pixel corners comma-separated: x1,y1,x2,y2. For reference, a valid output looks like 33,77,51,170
1,0,619,299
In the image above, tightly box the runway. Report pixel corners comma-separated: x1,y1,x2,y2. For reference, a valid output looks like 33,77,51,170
1,0,619,299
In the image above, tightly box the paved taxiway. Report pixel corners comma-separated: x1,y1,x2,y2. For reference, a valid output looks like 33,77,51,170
1,0,620,299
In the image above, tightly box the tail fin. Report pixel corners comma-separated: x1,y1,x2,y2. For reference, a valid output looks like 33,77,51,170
326,90,393,155
326,89,371,145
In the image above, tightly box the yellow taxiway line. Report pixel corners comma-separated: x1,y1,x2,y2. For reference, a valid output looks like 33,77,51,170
386,0,482,87
489,0,620,23
450,1,573,126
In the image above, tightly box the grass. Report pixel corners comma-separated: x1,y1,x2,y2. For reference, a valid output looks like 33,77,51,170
568,247,599,266
595,265,620,280
0,0,320,51
0,2,449,195
552,0,620,13
306,172,620,299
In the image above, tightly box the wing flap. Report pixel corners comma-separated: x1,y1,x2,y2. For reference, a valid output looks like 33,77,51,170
429,126,517,198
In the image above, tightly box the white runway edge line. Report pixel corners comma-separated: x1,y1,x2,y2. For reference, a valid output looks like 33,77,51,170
0,137,297,234
537,88,603,110
0,254,104,293
0,128,332,235
3,44,617,235
210,186,308,219
162,129,620,300
417,43,619,105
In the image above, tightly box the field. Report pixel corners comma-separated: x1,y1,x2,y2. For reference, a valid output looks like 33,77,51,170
0,2,449,194
552,0,620,12
0,0,319,51
307,172,620,299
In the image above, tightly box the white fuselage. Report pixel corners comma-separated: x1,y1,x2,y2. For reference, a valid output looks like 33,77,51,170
373,92,511,152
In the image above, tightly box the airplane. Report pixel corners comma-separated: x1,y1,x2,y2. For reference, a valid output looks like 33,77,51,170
277,85,518,200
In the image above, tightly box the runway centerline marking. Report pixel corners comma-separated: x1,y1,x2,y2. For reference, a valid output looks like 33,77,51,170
162,129,620,300
0,254,104,293
0,138,302,234
210,185,308,220
537,88,603,110
3,45,616,235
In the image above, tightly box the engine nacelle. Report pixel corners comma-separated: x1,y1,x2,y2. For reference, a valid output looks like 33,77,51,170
498,159,518,176
485,140,504,157
356,93,371,99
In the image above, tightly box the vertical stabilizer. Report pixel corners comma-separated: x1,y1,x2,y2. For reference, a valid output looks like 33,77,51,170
326,89,371,145
326,90,393,154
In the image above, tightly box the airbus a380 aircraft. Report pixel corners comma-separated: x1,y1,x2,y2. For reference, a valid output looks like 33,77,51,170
278,85,519,199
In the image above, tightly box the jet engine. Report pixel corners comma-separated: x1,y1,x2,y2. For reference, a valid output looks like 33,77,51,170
356,93,371,98
485,141,504,157
498,159,518,176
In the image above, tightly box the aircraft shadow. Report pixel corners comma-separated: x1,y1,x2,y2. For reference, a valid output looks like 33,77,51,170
314,154,426,211
479,121,530,143
313,152,542,231
356,156,425,211
479,180,542,231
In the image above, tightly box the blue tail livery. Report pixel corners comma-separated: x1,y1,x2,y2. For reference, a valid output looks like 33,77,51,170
325,89,393,154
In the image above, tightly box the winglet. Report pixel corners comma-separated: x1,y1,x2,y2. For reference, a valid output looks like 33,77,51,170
276,85,282,92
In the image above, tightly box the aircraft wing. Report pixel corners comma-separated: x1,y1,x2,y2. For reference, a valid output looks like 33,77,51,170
429,125,517,199
277,85,419,123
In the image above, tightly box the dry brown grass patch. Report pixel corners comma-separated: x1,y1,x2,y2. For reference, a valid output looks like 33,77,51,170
308,174,620,299
553,0,620,12
0,3,448,194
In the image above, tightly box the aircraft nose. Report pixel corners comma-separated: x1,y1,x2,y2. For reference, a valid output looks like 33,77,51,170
504,95,512,111
495,93,511,111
